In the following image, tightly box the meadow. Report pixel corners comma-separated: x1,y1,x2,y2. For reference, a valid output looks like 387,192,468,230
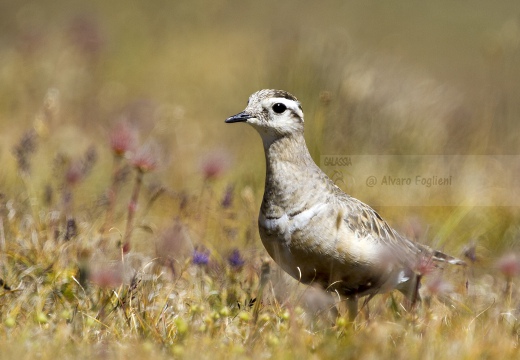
1,1,520,358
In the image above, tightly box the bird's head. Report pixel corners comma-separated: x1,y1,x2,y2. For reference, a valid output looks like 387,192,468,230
225,89,304,143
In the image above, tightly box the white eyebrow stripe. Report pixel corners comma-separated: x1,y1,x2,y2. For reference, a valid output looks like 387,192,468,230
265,97,304,119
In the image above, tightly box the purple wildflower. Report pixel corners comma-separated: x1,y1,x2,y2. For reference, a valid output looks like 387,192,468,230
193,248,210,266
221,185,234,208
228,249,245,268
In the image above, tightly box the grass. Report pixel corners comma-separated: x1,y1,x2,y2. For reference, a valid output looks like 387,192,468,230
1,1,520,358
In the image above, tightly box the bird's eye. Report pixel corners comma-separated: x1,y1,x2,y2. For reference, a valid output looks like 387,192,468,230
272,103,287,114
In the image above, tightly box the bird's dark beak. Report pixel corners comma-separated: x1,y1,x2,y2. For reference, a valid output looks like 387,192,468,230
225,111,252,123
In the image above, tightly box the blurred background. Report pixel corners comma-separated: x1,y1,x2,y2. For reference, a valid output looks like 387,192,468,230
0,0,519,257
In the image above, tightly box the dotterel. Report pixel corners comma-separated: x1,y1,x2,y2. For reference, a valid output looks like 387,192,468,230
226,89,464,317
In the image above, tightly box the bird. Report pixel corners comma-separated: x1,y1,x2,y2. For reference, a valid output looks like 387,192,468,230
225,89,465,318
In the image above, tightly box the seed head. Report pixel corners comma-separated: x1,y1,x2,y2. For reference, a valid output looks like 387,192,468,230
109,121,138,157
89,264,123,288
12,130,38,174
68,13,104,56
156,220,194,264
131,142,159,173
65,161,84,186
200,150,232,180
64,146,98,186
496,253,520,278
414,255,436,276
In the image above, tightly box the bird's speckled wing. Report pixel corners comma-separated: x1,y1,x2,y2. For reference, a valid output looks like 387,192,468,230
329,181,464,267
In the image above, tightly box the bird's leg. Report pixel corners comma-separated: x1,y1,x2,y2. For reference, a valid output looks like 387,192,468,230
361,293,376,321
347,295,359,321
409,273,422,309
400,273,422,313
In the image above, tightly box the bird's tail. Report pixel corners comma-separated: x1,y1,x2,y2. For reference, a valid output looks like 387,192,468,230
431,249,466,266
414,242,466,266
